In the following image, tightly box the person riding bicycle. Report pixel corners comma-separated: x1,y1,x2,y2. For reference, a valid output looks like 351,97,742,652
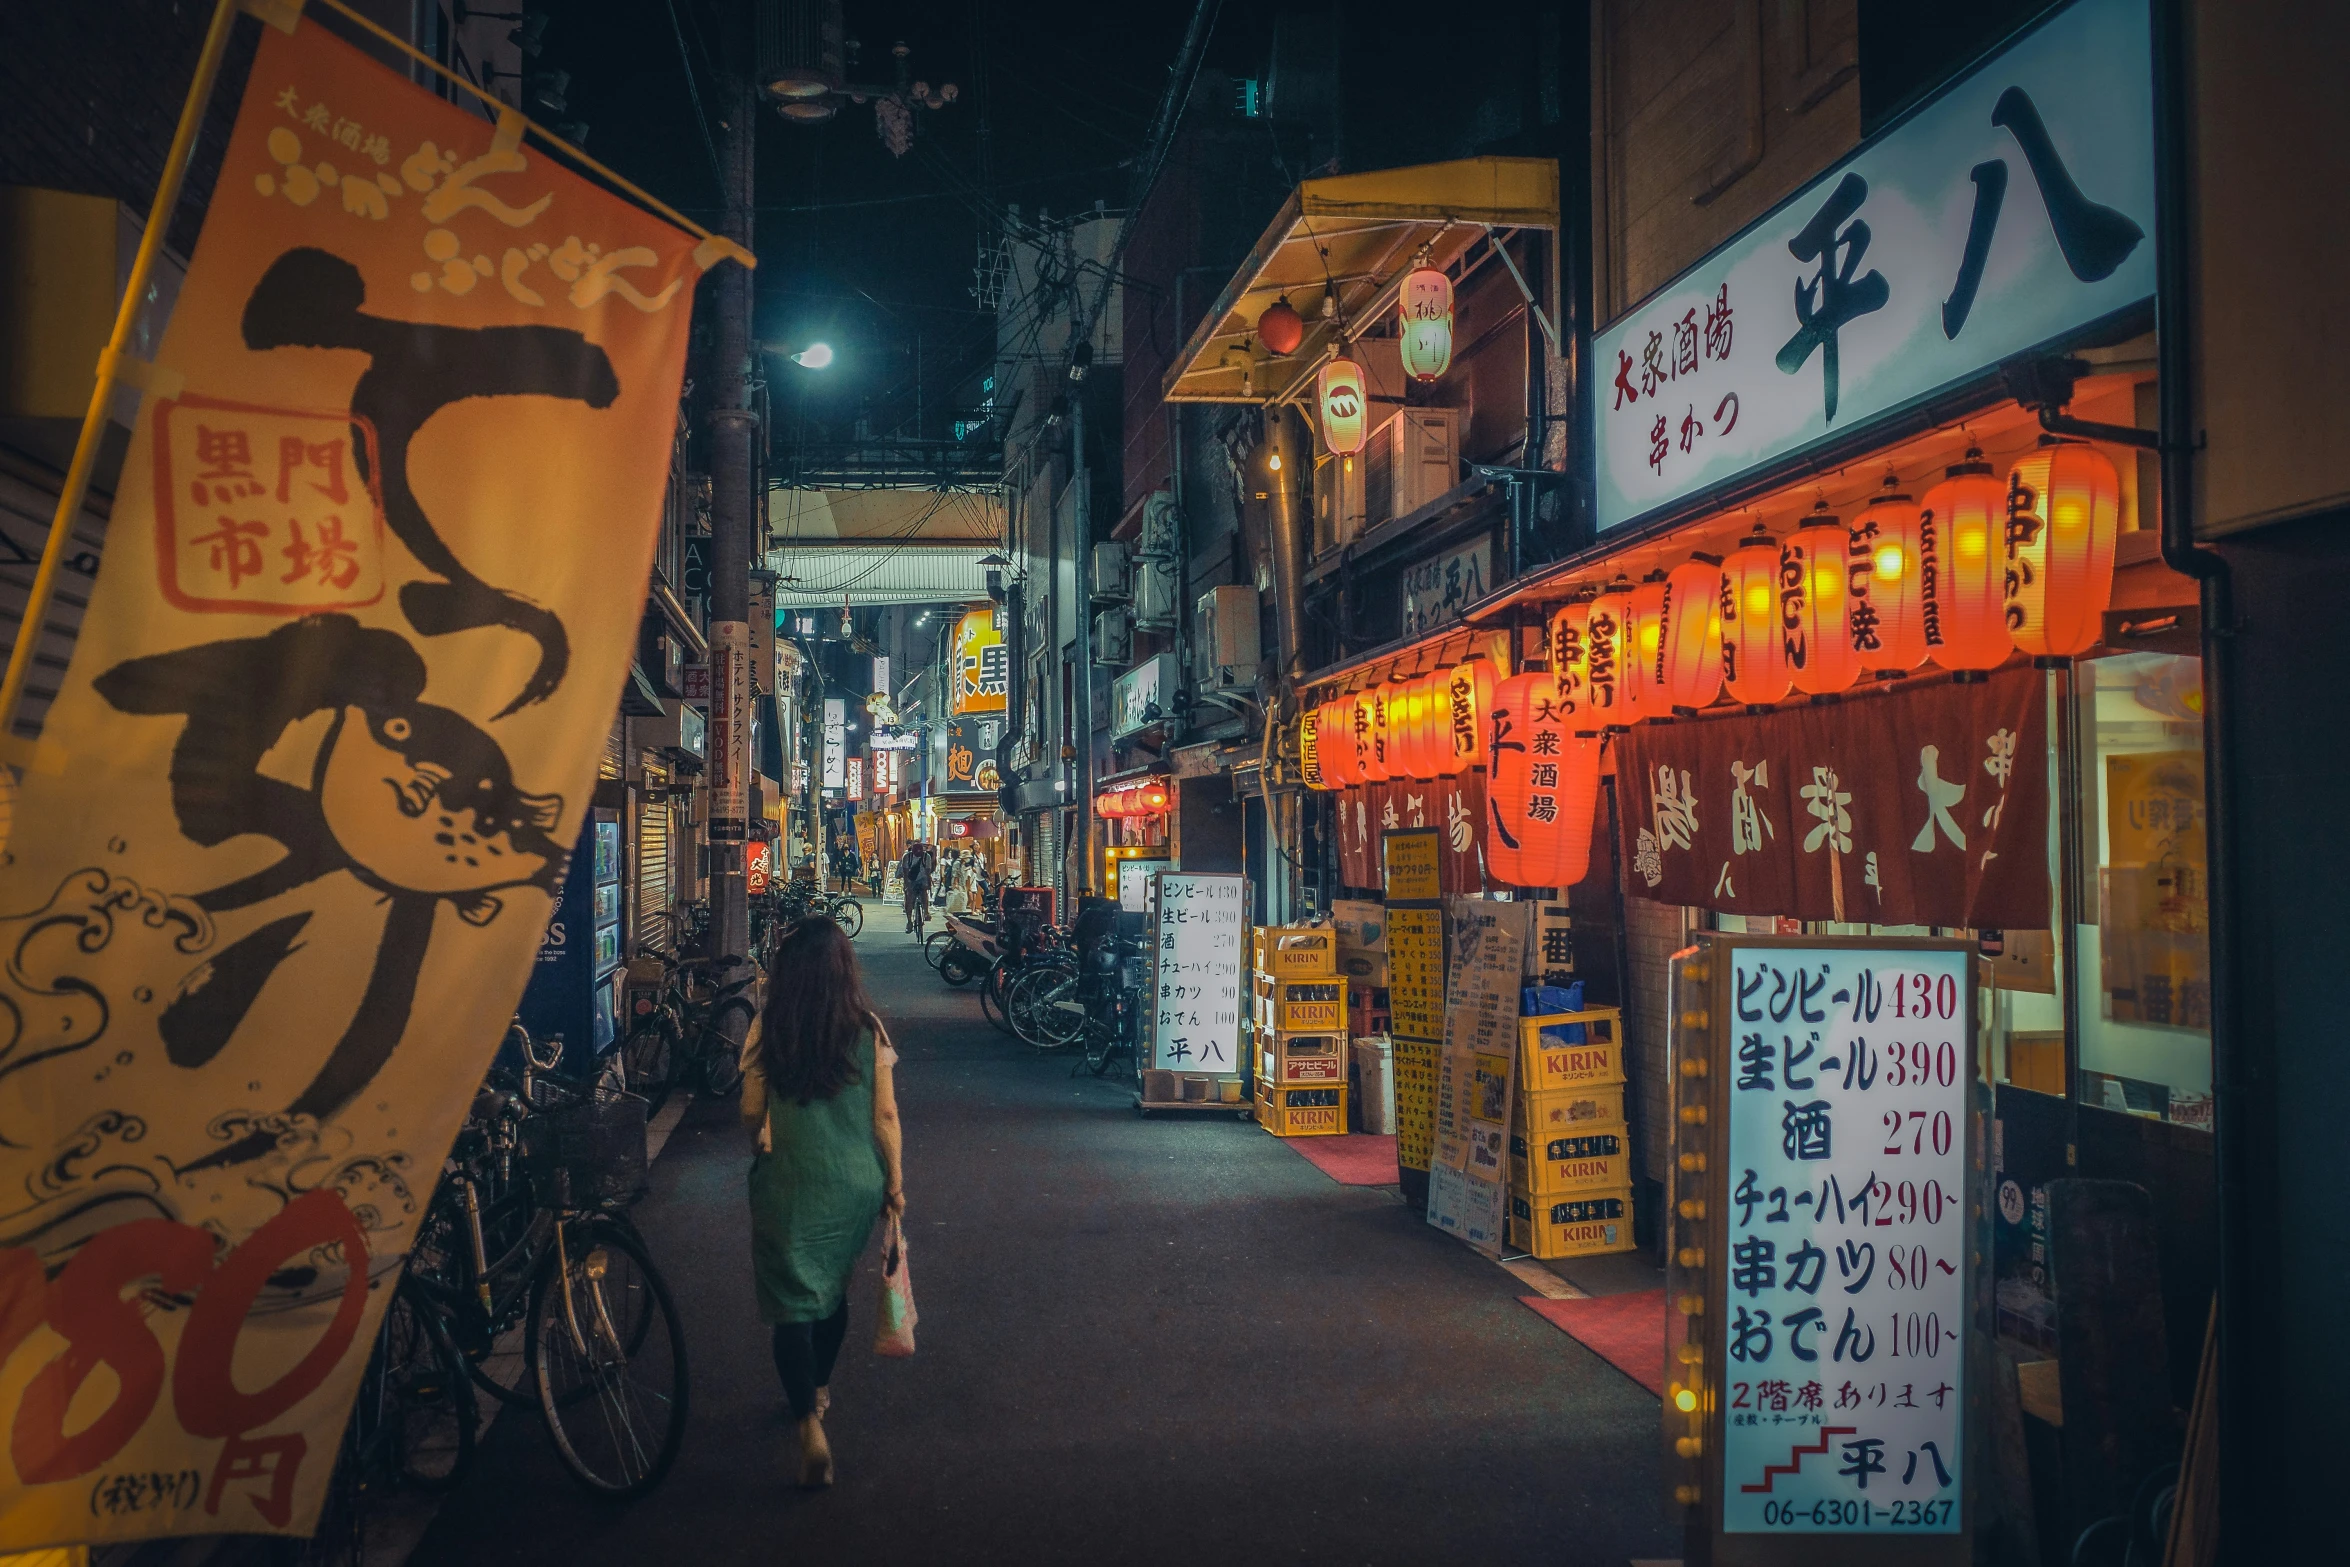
899,844,932,933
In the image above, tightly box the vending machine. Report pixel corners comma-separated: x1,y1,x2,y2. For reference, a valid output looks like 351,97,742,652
518,811,625,1073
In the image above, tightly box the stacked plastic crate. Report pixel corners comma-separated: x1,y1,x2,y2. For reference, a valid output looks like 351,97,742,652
1250,927,1350,1136
1505,1003,1639,1259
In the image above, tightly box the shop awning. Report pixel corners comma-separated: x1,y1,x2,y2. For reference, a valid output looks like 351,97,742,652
1161,156,1560,406
768,544,995,608
768,488,1002,543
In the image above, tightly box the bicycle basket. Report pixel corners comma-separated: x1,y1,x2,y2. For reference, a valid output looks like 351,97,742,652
521,1092,650,1209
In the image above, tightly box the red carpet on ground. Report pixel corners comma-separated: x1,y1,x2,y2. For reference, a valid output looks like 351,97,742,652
1281,1132,1399,1186
1520,1290,1668,1396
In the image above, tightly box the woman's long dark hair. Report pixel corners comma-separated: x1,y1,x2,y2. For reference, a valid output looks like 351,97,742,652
760,918,875,1105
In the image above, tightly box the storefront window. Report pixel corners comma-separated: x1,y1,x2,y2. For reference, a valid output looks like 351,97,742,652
2073,650,2211,1129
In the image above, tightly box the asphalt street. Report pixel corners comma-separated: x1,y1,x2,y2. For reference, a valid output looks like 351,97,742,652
410,919,1672,1566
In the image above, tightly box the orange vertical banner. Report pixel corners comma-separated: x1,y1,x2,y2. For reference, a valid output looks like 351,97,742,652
0,15,738,1547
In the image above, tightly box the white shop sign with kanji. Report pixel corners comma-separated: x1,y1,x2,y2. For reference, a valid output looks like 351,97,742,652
1718,945,1971,1535
1152,873,1245,1074
1594,0,2154,532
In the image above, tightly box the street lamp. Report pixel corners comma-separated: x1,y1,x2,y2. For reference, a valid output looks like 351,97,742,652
790,342,835,370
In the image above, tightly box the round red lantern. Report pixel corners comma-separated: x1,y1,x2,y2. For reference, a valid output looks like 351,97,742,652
1922,448,2013,674
1316,357,1367,457
1721,527,1791,707
1440,659,1494,774
1580,588,1625,721
1320,697,1360,787
1486,672,1602,890
1386,675,1425,780
1411,670,1448,778
1784,505,1861,696
1548,598,1597,726
1621,571,1673,723
1849,479,1927,677
1657,556,1726,714
2004,439,2121,660
1257,297,1305,356
1399,265,1454,381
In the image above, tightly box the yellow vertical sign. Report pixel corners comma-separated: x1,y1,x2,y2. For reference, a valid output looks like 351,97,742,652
1383,827,1444,1179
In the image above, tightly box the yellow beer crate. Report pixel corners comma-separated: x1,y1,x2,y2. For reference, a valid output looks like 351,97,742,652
1257,1032,1349,1085
1517,1008,1625,1092
1252,925,1339,978
1506,1186,1638,1260
1516,1082,1628,1134
1251,976,1347,1033
1257,1083,1349,1137
1508,1127,1634,1195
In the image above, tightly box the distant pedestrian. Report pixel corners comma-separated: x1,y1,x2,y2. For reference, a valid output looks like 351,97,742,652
901,845,933,933
739,918,906,1488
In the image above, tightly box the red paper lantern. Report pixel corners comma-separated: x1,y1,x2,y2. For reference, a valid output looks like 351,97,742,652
1411,670,1448,779
1319,697,1360,787
1548,598,1598,727
1622,571,1672,723
1848,479,1927,676
1657,556,1725,714
1387,676,1425,780
1361,686,1392,781
1486,673,1601,890
1257,297,1305,356
1922,449,2013,673
1317,357,1367,456
1580,590,1625,721
1399,266,1454,381
1440,659,1494,774
1721,527,1791,707
2004,439,2121,660
1784,506,1861,696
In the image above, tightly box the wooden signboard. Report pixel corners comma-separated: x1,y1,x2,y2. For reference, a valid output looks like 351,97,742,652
1664,935,1985,1565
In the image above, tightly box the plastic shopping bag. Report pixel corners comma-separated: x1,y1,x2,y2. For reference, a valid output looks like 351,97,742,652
873,1212,917,1357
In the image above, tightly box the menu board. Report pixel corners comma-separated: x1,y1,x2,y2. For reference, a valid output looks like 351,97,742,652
1383,830,1445,1181
1151,873,1245,1074
1712,942,1973,1540
1427,899,1528,1255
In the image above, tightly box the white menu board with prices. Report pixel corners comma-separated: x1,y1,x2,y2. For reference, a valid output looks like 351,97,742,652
1666,936,1981,1565
1151,873,1245,1074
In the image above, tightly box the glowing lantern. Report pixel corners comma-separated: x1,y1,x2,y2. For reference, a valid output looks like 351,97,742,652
1486,673,1602,890
1849,479,1927,676
1721,526,1791,707
1320,698,1360,787
1441,659,1494,774
1398,265,1454,381
1656,556,1726,714
1361,686,1392,781
1548,598,1597,726
1410,670,1448,779
1584,577,1633,723
1257,297,1305,356
2004,439,2121,660
1622,571,1672,723
1298,704,1325,789
1388,676,1427,780
1921,448,2013,674
1784,506,1861,696
1317,357,1368,456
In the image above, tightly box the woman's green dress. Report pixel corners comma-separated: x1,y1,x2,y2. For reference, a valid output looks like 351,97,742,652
748,1027,886,1322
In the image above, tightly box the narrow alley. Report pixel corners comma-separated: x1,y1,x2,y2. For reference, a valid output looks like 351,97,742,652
412,925,1672,1565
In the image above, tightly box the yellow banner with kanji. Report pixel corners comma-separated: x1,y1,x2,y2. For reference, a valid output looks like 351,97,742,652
0,16,735,1547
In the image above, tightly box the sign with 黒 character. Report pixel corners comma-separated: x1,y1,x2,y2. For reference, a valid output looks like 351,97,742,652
1664,936,1984,1565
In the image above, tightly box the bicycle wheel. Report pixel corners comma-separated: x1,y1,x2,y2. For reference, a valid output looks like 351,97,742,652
831,898,864,938
977,961,1017,1034
379,1275,476,1490
700,997,753,1099
527,1218,688,1498
1011,968,1086,1050
923,928,954,969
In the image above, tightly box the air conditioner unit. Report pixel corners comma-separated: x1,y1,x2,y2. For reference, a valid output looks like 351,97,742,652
1193,583,1261,694
1090,539,1131,601
1365,406,1460,527
1132,557,1177,630
1092,605,1133,665
1314,449,1367,555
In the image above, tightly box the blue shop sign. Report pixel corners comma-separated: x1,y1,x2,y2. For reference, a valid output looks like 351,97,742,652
1594,0,2155,533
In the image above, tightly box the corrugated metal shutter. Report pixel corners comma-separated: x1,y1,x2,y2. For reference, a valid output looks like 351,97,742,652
638,759,672,952
601,718,624,780
0,464,110,744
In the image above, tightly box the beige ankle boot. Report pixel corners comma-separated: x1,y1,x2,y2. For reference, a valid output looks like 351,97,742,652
797,1413,834,1488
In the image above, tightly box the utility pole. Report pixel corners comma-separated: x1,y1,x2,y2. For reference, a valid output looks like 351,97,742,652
708,67,759,982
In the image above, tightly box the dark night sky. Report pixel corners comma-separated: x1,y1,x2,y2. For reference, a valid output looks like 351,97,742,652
541,0,1274,442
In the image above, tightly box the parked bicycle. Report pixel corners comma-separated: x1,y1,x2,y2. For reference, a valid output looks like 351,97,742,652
621,938,757,1112
405,1026,689,1498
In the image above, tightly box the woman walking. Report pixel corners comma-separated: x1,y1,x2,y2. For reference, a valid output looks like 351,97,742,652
741,917,906,1487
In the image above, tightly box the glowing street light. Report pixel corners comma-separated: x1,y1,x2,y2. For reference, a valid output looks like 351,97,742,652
790,342,835,369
